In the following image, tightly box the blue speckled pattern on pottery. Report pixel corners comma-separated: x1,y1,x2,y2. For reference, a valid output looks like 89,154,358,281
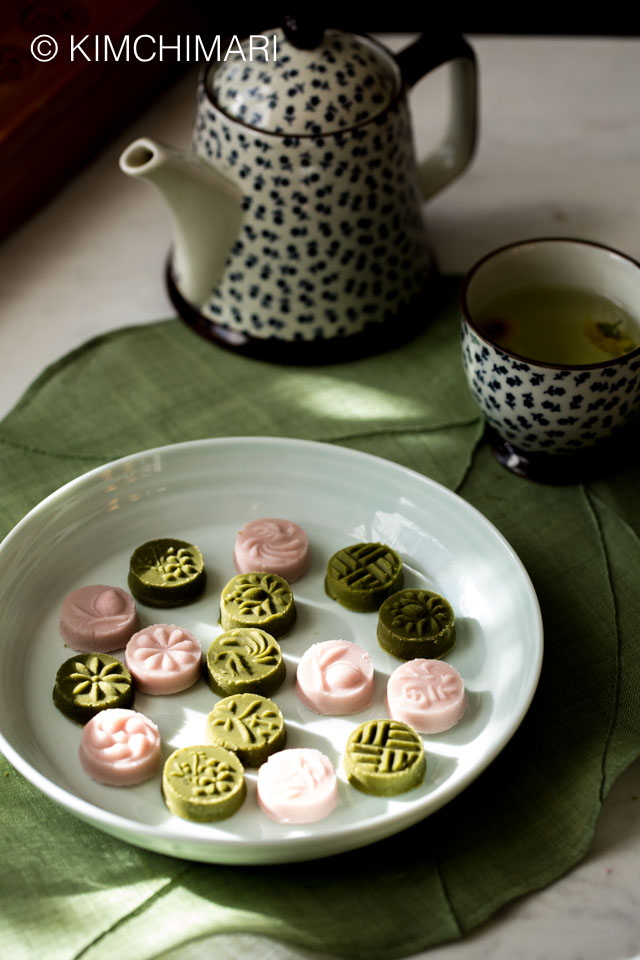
462,323,640,454
211,29,399,136
193,60,431,341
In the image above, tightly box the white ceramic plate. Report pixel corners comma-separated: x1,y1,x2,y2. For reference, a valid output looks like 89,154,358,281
0,437,543,864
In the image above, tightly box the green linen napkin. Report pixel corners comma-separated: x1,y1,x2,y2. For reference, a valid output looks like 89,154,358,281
1,279,639,960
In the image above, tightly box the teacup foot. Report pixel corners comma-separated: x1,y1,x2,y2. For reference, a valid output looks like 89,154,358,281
486,427,636,485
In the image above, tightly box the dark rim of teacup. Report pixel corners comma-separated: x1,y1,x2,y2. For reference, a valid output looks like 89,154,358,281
460,237,640,371
200,30,403,140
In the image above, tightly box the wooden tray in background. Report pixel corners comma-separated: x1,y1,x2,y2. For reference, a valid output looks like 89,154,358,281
0,0,207,240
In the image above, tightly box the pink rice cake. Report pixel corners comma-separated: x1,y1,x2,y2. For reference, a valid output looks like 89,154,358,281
79,708,161,785
234,517,310,582
296,639,375,715
125,624,202,695
60,585,138,653
386,658,467,734
257,748,338,824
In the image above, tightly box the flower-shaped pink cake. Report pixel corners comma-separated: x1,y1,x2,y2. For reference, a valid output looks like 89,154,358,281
257,748,338,824
79,708,161,785
234,517,310,582
125,624,202,694
386,659,467,734
296,639,375,715
59,585,138,652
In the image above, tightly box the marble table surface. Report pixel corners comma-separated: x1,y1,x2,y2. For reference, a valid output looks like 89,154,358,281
0,35,639,960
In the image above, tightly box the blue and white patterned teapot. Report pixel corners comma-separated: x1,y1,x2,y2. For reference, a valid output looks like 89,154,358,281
120,22,477,361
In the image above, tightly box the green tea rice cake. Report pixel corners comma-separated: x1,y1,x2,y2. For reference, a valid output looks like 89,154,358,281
162,744,246,822
344,718,426,796
325,542,403,611
53,653,133,725
128,538,206,607
206,692,286,767
219,572,295,638
206,628,285,697
377,588,456,660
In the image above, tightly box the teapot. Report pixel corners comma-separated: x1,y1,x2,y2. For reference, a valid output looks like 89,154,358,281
119,22,477,362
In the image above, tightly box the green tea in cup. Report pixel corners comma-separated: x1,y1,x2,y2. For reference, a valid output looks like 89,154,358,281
475,284,638,365
460,238,640,479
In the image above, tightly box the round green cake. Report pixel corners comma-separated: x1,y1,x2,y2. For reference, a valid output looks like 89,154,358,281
344,719,426,796
377,588,456,660
128,538,206,607
206,692,286,766
53,653,134,725
324,542,403,611
219,572,296,638
206,628,285,697
162,744,246,822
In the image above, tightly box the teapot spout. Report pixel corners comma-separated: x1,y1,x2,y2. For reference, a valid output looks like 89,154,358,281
119,137,243,310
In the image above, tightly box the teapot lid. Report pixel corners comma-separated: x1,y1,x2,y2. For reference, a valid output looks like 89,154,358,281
208,26,400,136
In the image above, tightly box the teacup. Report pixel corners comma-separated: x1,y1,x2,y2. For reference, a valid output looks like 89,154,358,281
460,238,640,479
